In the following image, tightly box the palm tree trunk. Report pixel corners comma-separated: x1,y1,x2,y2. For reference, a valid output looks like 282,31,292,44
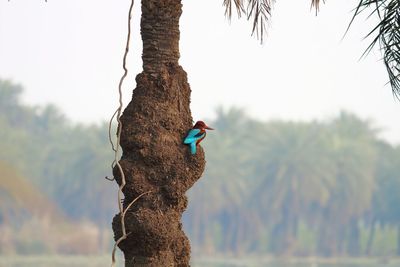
347,217,360,256
141,0,181,74
397,223,400,256
112,0,205,266
365,217,376,256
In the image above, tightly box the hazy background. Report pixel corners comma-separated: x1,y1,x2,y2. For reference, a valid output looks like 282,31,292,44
1,0,400,266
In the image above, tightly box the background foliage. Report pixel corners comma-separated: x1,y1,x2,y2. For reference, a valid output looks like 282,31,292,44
1,79,400,257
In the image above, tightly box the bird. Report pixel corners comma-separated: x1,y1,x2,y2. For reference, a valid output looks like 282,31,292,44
183,121,214,154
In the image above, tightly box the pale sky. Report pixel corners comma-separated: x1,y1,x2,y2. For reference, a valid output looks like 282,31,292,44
0,0,399,144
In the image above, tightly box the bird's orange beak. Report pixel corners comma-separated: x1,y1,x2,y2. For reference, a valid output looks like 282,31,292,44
205,125,214,130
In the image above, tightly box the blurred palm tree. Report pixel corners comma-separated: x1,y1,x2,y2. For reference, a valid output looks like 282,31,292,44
251,121,336,254
317,112,377,256
368,143,400,255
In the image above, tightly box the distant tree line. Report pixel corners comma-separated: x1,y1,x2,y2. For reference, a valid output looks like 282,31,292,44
1,79,400,256
185,108,400,257
0,80,115,226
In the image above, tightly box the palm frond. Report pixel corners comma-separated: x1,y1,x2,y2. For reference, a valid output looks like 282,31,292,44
311,0,325,13
223,0,274,43
223,0,324,43
349,0,400,97
223,0,245,19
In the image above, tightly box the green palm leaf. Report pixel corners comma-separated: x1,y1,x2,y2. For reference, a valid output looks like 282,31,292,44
223,0,321,42
349,0,400,96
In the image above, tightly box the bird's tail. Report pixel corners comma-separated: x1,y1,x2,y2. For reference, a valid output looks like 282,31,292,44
190,142,197,155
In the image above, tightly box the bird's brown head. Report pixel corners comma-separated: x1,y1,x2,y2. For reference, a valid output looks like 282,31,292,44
194,120,214,130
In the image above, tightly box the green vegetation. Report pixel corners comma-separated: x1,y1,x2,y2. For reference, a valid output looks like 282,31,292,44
0,80,114,254
1,79,400,257
186,109,400,257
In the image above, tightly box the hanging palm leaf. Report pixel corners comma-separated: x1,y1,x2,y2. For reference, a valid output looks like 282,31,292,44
350,0,400,96
223,0,322,42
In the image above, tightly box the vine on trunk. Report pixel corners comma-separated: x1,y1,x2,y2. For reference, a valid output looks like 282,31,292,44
106,0,149,266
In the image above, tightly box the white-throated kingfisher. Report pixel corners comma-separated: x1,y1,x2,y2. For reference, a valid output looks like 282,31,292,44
183,121,214,154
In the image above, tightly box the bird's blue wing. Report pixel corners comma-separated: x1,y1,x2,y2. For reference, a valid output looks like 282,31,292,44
183,129,204,144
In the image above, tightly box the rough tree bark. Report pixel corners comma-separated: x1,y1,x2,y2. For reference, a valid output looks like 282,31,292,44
112,0,205,266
